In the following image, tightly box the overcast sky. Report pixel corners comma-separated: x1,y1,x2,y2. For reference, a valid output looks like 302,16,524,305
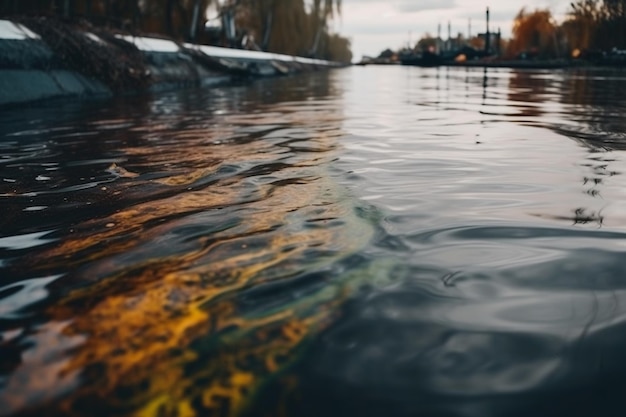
333,0,572,60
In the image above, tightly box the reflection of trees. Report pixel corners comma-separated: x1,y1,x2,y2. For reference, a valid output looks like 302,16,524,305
505,69,622,227
507,69,550,118
553,69,626,226
0,72,339,239
558,69,626,151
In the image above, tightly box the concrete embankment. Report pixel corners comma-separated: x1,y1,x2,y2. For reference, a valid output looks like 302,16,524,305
0,18,342,107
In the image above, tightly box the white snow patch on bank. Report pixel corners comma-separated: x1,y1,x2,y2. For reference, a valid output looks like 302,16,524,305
85,32,105,44
0,20,40,40
192,44,288,61
189,44,333,66
116,35,180,53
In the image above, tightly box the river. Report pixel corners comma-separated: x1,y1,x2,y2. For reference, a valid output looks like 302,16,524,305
2,66,626,417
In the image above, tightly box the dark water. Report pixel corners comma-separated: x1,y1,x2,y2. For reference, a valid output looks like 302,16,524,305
2,66,626,417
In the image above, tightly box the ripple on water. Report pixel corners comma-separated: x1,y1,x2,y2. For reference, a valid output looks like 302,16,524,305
0,230,57,250
0,76,382,416
0,275,62,318
3,67,626,417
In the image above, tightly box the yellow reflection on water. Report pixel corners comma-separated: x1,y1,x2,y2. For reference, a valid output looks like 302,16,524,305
3,104,373,417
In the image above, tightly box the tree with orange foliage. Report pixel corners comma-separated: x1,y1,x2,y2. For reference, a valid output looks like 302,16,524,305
507,8,560,59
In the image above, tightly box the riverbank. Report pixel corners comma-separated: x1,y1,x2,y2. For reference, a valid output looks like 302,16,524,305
0,17,343,107
359,51,625,69
446,59,580,69
360,58,597,69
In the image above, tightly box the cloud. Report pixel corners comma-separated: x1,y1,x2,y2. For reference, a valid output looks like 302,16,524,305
342,0,457,13
395,0,456,13
344,23,410,35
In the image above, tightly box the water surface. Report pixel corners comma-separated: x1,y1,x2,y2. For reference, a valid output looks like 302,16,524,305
2,66,626,417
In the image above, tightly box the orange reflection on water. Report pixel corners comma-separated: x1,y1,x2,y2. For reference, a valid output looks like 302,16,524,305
2,107,372,417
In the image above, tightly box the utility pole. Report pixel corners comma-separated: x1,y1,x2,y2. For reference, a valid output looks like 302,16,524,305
485,7,490,55
190,0,201,42
437,23,441,54
448,21,451,51
552,24,560,58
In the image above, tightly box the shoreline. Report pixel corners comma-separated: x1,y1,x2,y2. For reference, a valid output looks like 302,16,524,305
0,18,344,107
359,58,626,70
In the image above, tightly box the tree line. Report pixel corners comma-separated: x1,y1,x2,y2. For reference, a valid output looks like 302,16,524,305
507,0,626,59
0,0,352,62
